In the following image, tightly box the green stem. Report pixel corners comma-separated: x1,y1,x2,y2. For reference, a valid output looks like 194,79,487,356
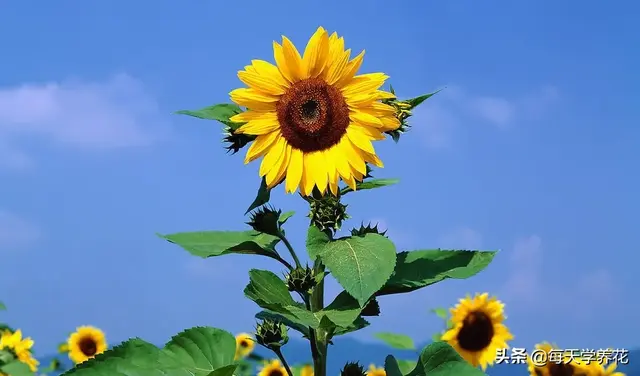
279,234,302,269
310,258,327,376
272,254,294,271
273,348,295,376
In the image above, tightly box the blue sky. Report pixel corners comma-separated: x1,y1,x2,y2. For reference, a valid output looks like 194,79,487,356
0,0,638,357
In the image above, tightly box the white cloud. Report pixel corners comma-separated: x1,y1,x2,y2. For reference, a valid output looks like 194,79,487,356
0,74,168,168
469,96,515,128
0,211,40,249
502,235,543,303
438,227,484,250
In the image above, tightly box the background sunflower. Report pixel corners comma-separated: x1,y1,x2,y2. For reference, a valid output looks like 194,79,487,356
67,326,107,364
0,329,39,372
258,359,287,376
235,332,255,360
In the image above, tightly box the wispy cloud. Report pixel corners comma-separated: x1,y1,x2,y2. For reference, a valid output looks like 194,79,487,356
437,226,484,250
0,74,169,169
0,211,40,250
502,235,543,303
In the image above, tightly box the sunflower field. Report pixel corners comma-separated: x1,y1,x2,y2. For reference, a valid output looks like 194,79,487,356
0,26,629,376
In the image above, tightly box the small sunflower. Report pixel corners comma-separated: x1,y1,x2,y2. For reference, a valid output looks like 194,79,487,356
300,364,314,376
229,26,401,196
259,359,287,376
67,326,108,364
0,329,39,372
234,332,255,359
366,364,386,376
585,361,626,376
526,342,593,376
441,293,514,371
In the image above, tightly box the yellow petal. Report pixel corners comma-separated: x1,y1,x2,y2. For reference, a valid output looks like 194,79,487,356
323,149,339,188
285,147,304,193
370,101,397,116
335,50,365,88
342,73,388,96
281,36,304,82
229,88,278,111
349,122,385,140
379,115,401,131
300,159,315,196
259,135,287,176
302,27,330,78
350,109,384,128
362,150,384,168
346,126,375,154
250,60,290,90
325,49,351,85
273,42,294,84
376,90,396,100
338,137,367,175
328,32,345,57
330,143,353,182
244,131,280,164
235,112,281,135
266,142,291,188
238,69,286,96
306,151,328,194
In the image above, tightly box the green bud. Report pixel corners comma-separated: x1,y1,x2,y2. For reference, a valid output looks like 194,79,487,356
285,266,317,293
222,126,255,154
247,205,282,237
255,319,288,350
307,192,349,234
361,298,380,317
350,222,387,237
340,362,367,376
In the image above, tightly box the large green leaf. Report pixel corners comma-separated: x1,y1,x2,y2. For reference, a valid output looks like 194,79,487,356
341,178,400,194
377,250,496,296
246,178,271,214
63,327,238,376
333,317,370,336
374,332,415,350
0,360,33,376
305,225,331,261
407,342,486,376
175,103,243,128
396,360,418,375
317,234,397,306
158,231,280,259
244,269,295,307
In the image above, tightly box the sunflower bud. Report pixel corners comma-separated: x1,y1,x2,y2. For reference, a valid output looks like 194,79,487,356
350,222,387,237
255,319,288,350
247,206,282,237
223,125,255,154
285,266,317,293
361,298,380,317
340,362,367,376
307,192,349,233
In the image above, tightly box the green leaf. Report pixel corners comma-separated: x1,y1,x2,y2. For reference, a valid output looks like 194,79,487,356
396,360,418,375
405,90,442,109
317,234,397,306
374,332,416,350
341,178,399,194
305,225,331,261
409,342,485,376
0,360,33,376
377,250,496,296
0,301,5,310
158,230,280,260
384,355,404,376
431,308,448,319
255,311,310,337
246,178,271,214
278,211,295,226
63,327,238,376
176,103,243,127
431,333,442,342
244,269,296,307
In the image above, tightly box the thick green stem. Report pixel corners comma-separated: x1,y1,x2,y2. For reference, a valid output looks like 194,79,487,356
273,348,295,376
310,259,327,376
279,234,303,269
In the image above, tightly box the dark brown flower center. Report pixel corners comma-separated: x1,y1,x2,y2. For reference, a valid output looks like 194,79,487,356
276,78,350,152
548,363,576,376
240,339,249,348
78,336,97,356
456,310,494,352
269,370,284,376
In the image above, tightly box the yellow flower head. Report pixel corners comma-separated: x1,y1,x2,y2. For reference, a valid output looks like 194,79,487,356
234,332,255,359
67,326,108,364
366,364,386,376
441,293,514,371
583,360,626,376
0,329,40,372
229,26,401,196
300,364,314,376
259,359,287,376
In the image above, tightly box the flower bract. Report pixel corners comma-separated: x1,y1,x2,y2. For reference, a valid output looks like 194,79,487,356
441,293,514,371
229,26,401,196
67,326,108,364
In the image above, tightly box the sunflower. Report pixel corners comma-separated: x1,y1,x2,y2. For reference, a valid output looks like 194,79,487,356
441,293,514,371
300,364,314,376
259,359,287,376
67,326,108,364
229,26,401,196
0,329,39,372
366,364,386,376
234,332,255,359
526,342,594,376
583,360,625,376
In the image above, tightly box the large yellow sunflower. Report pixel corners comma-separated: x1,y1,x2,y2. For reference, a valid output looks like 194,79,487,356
67,326,108,364
229,26,401,196
259,359,287,376
0,329,39,372
441,293,514,371
234,332,255,359
366,364,386,376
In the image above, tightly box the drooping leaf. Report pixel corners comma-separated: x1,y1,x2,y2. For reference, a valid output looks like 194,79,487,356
384,355,404,376
278,211,295,226
305,225,331,261
0,360,33,376
396,360,418,375
158,230,280,259
246,178,271,214
317,234,397,306
431,308,448,319
341,178,400,194
176,103,243,128
244,269,296,307
374,332,416,350
408,342,486,376
163,327,237,373
333,317,370,336
377,250,496,296
405,90,442,109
